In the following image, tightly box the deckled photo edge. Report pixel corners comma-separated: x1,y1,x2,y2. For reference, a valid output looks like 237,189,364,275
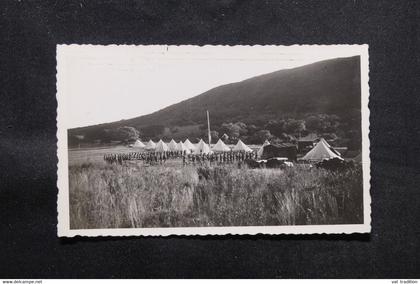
57,44,370,237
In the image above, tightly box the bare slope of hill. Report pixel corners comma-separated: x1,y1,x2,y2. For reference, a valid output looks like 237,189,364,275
69,56,361,142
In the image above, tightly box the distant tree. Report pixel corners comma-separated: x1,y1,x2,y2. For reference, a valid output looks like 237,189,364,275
210,130,219,142
265,120,285,137
116,126,139,143
305,115,322,132
220,121,248,141
305,114,340,133
326,115,340,132
235,122,248,136
221,123,240,140
247,124,258,136
255,130,272,142
266,119,306,137
248,129,272,144
284,119,306,135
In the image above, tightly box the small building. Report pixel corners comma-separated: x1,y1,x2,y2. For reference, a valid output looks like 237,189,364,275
260,143,298,161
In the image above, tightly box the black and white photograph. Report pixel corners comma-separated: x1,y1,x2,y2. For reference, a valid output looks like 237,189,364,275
4,0,420,279
57,45,370,236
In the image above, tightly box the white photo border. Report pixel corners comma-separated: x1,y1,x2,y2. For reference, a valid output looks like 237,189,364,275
57,44,371,237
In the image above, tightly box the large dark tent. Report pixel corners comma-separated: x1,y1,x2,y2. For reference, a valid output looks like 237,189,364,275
260,143,298,161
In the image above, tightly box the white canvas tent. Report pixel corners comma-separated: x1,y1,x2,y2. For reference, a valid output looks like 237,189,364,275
194,139,211,154
132,139,145,148
177,142,191,154
233,139,253,152
301,138,343,161
145,139,156,150
212,139,231,152
257,140,270,158
183,139,196,151
168,139,178,151
321,139,342,156
155,139,169,152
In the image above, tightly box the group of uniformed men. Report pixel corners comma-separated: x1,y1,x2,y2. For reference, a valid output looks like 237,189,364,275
103,150,187,165
183,151,258,166
103,150,258,166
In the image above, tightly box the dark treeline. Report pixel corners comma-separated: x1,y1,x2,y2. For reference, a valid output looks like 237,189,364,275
69,111,361,151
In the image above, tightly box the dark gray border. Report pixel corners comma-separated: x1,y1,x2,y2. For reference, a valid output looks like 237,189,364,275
0,0,418,278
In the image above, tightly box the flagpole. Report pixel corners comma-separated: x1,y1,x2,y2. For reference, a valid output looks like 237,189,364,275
207,110,211,146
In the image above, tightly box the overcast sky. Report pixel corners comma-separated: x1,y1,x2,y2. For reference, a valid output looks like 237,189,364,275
58,45,364,128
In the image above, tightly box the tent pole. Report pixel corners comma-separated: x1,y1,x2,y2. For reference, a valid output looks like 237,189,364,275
207,110,211,146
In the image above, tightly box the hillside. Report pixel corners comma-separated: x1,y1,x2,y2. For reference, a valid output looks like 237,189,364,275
69,56,361,146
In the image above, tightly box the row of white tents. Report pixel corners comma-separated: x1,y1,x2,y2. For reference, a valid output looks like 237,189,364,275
130,138,253,154
131,137,344,161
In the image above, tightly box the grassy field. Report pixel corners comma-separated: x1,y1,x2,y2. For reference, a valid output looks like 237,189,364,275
68,147,363,229
68,146,136,165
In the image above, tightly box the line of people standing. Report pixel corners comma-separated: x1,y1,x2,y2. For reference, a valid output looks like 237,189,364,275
104,150,187,165
104,150,258,166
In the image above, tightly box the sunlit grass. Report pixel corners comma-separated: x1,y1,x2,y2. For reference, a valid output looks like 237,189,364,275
69,161,363,229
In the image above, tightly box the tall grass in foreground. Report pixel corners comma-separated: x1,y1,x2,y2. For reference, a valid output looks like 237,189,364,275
69,162,363,229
